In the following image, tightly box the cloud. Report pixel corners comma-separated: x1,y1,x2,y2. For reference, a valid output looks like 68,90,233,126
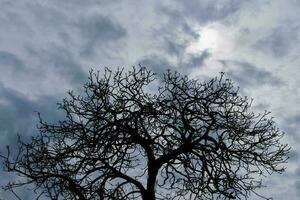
0,51,27,72
188,50,211,68
0,0,299,199
296,180,300,197
0,84,63,148
163,36,189,57
150,12,200,59
26,44,87,88
0,8,33,37
253,23,300,57
78,15,126,42
139,50,210,76
139,55,172,76
161,0,246,24
77,14,127,57
0,84,65,199
281,114,300,147
220,60,282,87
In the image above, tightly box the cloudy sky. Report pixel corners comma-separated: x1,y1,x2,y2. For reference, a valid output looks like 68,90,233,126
0,0,299,199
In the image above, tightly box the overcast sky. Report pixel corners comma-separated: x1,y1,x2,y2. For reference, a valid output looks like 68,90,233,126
0,0,299,199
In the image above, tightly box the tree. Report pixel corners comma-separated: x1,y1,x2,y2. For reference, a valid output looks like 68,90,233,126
2,67,289,200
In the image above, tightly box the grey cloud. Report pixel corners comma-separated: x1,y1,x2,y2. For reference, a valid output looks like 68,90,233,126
50,0,119,8
0,85,64,200
160,0,246,25
2,1,127,61
287,149,299,163
27,2,69,29
153,5,202,60
156,6,190,33
0,51,26,72
293,167,300,197
139,50,210,76
163,37,188,56
181,22,200,39
26,45,87,88
281,114,300,142
188,50,211,67
0,84,63,148
45,46,86,85
0,9,33,36
0,84,64,199
78,15,127,57
158,22,200,57
253,23,300,57
220,60,282,86
296,180,300,197
285,114,300,126
139,55,173,76
79,15,126,42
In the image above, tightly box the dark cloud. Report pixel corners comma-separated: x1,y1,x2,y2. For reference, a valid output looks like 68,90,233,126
296,180,300,197
156,22,200,57
160,0,246,24
51,0,120,8
0,9,33,36
26,45,87,87
0,85,64,200
253,23,300,57
1,1,127,62
220,60,282,86
78,14,127,57
78,15,126,41
153,5,202,62
0,84,63,149
188,50,211,67
293,165,300,197
181,0,245,22
139,50,210,76
0,83,66,199
0,51,26,72
139,55,173,76
27,2,69,29
156,6,199,38
163,37,188,56
281,114,300,142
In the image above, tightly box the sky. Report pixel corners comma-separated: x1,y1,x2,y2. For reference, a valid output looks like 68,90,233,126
0,0,299,199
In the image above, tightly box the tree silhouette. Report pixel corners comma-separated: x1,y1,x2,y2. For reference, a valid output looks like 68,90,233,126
2,67,289,200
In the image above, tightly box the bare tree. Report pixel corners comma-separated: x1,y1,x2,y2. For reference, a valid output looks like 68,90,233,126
2,67,289,200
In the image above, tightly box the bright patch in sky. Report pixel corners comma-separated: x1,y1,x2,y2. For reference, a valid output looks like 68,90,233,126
187,23,236,77
198,27,220,50
188,23,235,58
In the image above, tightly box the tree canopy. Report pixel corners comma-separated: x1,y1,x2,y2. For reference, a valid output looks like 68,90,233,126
2,67,289,200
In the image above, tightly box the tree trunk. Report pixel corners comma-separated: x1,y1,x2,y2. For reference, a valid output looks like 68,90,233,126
144,164,159,200
143,190,156,200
